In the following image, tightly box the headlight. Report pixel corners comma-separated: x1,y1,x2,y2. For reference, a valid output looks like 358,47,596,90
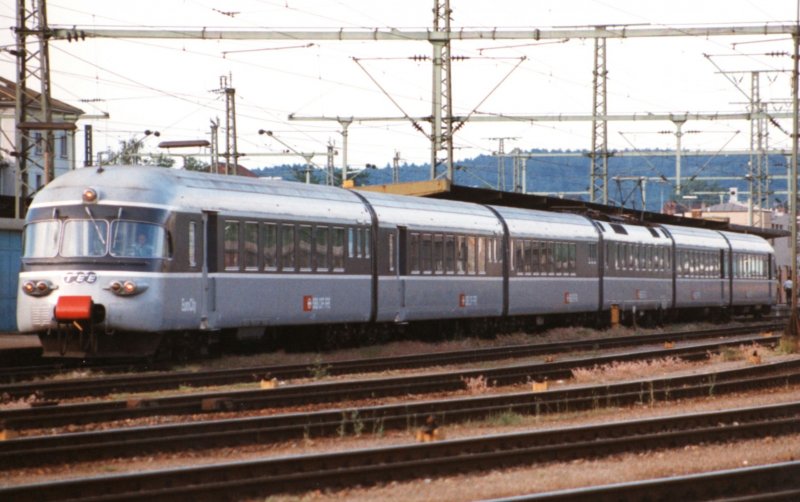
22,280,57,297
123,281,137,294
106,279,147,297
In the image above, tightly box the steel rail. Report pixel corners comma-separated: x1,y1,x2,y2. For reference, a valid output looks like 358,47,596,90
3,399,800,501
0,333,781,430
0,322,783,401
1,358,800,469
494,462,800,501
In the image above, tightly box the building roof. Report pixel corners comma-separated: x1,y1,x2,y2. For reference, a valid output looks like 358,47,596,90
704,202,750,213
0,76,84,116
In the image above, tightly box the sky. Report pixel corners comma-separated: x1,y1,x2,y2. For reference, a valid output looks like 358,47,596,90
0,0,798,176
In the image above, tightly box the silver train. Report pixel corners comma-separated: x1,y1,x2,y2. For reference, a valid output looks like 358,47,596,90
17,166,777,358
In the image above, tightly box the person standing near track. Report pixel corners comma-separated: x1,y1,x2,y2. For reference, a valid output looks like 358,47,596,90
784,277,793,306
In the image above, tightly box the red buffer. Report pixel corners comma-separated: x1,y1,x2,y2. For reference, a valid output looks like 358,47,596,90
54,296,93,321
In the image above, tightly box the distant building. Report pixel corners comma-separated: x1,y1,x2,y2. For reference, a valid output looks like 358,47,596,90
0,76,84,201
208,162,258,178
673,188,772,228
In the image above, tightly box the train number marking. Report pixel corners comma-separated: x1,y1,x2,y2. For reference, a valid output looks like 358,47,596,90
564,292,578,304
303,295,331,311
64,271,97,284
459,294,478,307
181,298,197,313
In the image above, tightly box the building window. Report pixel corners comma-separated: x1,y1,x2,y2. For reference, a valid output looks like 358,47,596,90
33,132,43,155
59,134,68,159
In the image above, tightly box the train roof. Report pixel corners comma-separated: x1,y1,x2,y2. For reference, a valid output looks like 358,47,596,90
489,205,598,241
30,166,372,225
423,183,787,240
661,223,730,250
357,190,503,234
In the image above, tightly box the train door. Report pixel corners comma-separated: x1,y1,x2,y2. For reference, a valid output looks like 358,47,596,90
201,211,218,328
398,226,407,308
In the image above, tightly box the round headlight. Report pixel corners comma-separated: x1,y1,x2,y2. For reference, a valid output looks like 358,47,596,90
123,281,137,294
23,281,35,294
36,281,49,292
82,188,98,203
110,281,122,292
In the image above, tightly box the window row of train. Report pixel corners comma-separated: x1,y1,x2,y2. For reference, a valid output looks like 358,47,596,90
17,166,777,358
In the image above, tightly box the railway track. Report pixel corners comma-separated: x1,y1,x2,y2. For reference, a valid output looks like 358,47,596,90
0,322,783,401
0,332,781,430
1,356,799,469
494,461,800,501
3,397,799,501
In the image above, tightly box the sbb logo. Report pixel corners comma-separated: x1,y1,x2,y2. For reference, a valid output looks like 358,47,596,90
64,271,97,284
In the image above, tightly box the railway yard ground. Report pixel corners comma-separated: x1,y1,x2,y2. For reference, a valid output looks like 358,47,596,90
1,318,799,501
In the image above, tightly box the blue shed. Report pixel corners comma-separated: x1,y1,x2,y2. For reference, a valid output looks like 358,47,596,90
0,220,23,332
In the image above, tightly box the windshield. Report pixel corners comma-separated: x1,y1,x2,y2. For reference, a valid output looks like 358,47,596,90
23,218,167,259
61,219,108,257
23,220,61,258
110,221,167,258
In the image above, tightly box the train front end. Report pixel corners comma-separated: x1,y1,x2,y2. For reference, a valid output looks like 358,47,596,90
17,170,174,359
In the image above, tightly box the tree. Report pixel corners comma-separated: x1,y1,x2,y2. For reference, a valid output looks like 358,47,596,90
105,137,174,168
183,157,210,172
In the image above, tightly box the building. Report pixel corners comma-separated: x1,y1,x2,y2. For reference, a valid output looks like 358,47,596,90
0,76,84,213
0,76,84,331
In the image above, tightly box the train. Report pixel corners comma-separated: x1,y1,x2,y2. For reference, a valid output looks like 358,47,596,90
17,165,777,359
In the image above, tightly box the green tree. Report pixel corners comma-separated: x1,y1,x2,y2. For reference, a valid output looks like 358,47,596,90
183,157,210,172
105,137,174,168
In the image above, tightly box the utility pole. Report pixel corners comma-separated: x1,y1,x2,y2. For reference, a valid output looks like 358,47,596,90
209,118,220,174
392,150,402,184
511,148,525,193
45,20,799,194
326,141,336,186
216,75,238,175
488,137,517,191
430,0,454,181
338,118,352,185
672,119,686,197
589,31,609,204
13,0,65,218
786,28,800,343
257,129,328,184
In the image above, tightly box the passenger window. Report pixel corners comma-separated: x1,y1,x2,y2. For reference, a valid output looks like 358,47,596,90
466,236,476,275
531,241,540,275
433,234,444,273
420,233,432,273
388,232,396,273
223,221,239,270
316,226,329,272
281,224,295,271
298,225,312,271
244,222,258,271
477,237,486,275
332,227,345,271
444,235,455,273
456,236,467,274
188,221,197,267
410,232,420,273
262,223,277,271
348,228,357,259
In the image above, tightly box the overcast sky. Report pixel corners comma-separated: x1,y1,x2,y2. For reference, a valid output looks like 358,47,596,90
1,0,798,174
